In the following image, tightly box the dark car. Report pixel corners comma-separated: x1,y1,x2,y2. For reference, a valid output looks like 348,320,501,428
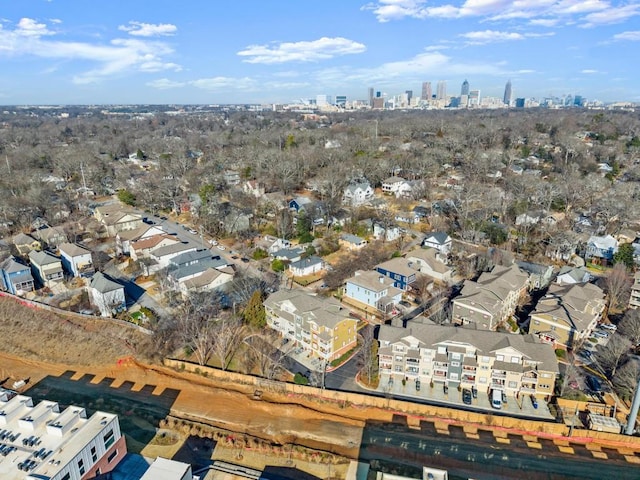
240,257,250,263
415,379,421,391
443,384,449,395
471,386,478,398
530,395,538,409
586,376,602,392
462,388,472,405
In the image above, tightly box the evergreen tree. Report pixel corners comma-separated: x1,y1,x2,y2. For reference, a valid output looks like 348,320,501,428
243,290,266,328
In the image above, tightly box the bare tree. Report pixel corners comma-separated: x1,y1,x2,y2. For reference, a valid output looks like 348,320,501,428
612,359,640,400
210,316,246,371
176,294,222,366
618,309,640,346
595,333,631,379
360,325,378,385
603,263,632,313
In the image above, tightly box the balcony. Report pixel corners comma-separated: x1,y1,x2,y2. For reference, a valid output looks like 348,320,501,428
520,386,536,394
492,371,506,379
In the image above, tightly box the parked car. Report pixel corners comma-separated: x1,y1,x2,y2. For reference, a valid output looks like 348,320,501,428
462,388,472,405
593,331,609,339
491,389,502,409
530,395,538,409
443,384,449,395
208,239,218,246
217,245,226,251
415,379,421,391
501,391,508,404
471,386,478,399
601,323,617,331
586,376,602,392
188,228,197,234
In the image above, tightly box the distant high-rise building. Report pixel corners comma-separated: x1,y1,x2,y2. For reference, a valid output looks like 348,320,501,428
335,95,347,107
421,81,432,100
436,81,447,100
515,98,525,108
368,87,374,107
469,89,480,106
316,94,332,106
461,79,470,96
503,80,512,106
405,90,413,103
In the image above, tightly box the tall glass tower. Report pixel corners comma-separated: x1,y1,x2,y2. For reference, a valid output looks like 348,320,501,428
461,79,470,96
503,80,512,106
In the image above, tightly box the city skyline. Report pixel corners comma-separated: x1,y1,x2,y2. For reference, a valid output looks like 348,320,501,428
1,1,639,104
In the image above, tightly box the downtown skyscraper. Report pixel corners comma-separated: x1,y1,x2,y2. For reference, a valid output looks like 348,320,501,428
504,80,512,106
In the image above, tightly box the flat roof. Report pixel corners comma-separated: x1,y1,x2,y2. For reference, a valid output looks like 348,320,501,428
0,394,119,480
140,456,191,480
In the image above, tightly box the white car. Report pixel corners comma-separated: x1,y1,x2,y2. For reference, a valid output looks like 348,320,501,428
216,245,226,251
208,239,218,246
188,228,198,234
601,323,617,331
593,330,609,339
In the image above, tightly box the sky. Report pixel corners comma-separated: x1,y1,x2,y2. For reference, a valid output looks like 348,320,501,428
1,0,639,105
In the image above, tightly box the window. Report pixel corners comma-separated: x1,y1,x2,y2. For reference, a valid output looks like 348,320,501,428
103,429,115,449
91,446,97,462
78,458,85,475
450,361,460,367
508,381,517,388
61,474,71,480
107,449,119,463
511,357,519,364
481,356,490,363
496,354,504,362
479,377,487,384
451,352,461,360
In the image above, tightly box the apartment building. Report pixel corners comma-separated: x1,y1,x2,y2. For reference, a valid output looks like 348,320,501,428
264,290,358,362
630,271,640,309
0,391,126,480
528,282,606,349
451,264,529,330
378,323,558,400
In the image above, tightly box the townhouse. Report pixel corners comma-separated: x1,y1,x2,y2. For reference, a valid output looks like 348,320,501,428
59,242,94,278
0,256,35,295
375,257,418,291
528,282,606,349
93,204,144,237
451,264,529,330
263,290,358,362
378,323,558,401
28,250,64,288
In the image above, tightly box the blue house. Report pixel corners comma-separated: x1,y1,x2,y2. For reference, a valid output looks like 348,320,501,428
375,258,418,291
0,256,35,295
288,196,313,213
585,234,618,264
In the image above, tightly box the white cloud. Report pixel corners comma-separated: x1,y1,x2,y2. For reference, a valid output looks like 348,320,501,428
363,0,638,29
0,19,180,84
582,4,640,27
118,21,177,37
16,17,55,37
238,37,365,64
460,30,525,43
581,69,600,73
515,69,537,74
191,76,256,90
361,0,429,22
613,30,640,41
146,78,186,89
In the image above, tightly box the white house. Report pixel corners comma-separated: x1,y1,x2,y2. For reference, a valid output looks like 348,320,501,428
406,248,453,284
342,180,374,206
373,223,401,242
89,272,126,317
289,255,324,277
421,232,452,255
59,242,94,277
381,176,406,195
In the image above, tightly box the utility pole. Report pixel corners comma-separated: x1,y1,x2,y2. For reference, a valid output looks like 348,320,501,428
625,378,640,435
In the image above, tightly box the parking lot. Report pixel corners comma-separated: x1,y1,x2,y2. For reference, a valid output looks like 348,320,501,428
377,373,554,420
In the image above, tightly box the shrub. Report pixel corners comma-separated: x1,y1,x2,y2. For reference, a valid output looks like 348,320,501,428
293,372,309,385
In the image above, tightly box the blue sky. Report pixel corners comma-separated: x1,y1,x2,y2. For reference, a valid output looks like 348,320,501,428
1,0,639,104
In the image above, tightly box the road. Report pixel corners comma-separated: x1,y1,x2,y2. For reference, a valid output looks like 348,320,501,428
360,420,640,480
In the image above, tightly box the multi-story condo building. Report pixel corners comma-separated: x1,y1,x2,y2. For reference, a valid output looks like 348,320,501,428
0,391,126,479
528,282,606,349
630,271,640,309
452,264,529,330
378,323,558,401
264,290,358,362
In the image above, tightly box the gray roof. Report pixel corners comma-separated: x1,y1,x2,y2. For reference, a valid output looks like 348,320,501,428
346,270,396,293
375,257,418,277
29,250,62,266
0,256,30,274
170,257,228,281
557,266,590,283
379,323,558,373
169,249,214,267
340,233,366,245
151,242,195,258
58,242,91,257
13,232,38,245
290,255,323,270
264,289,353,331
424,232,450,245
517,261,553,276
272,247,305,260
90,272,123,293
